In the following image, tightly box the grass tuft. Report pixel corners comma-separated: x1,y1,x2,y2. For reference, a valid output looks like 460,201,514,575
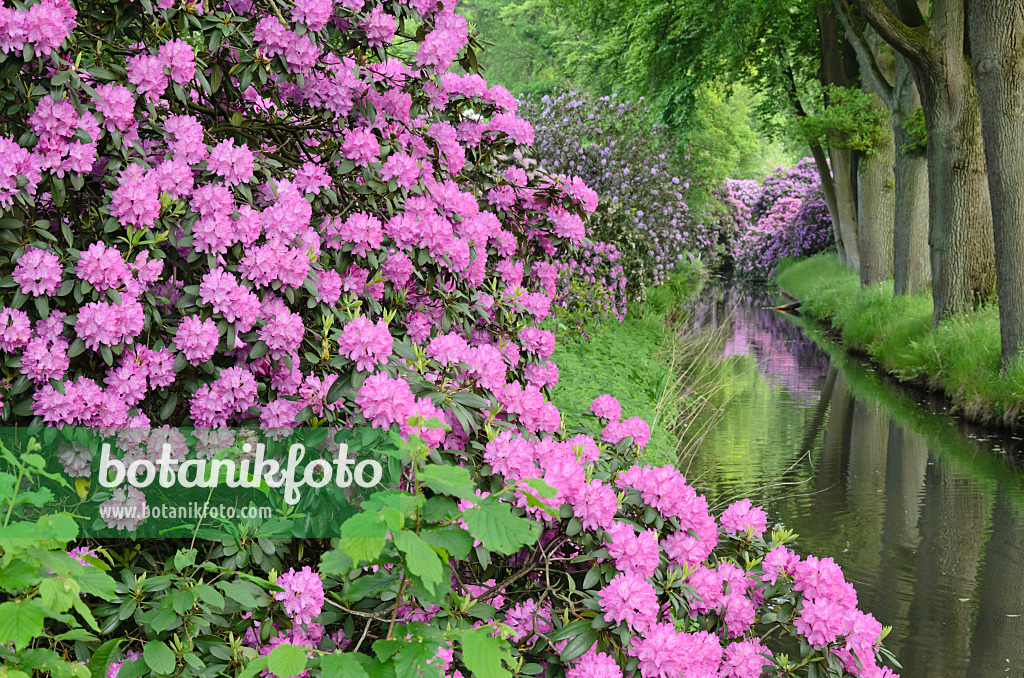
776,253,1024,426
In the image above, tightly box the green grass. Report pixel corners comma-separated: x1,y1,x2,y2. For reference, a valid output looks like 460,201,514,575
550,258,728,466
776,253,1024,425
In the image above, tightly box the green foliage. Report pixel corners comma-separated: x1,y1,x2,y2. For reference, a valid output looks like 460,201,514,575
776,254,1024,425
686,84,801,182
792,85,889,152
460,0,568,95
901,107,927,154
550,262,708,466
0,439,119,678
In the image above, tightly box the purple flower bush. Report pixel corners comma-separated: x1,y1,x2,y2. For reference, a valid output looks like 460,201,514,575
0,1,895,676
727,159,835,279
518,91,720,300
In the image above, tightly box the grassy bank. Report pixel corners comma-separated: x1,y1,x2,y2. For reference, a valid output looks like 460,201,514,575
551,260,731,465
776,253,1024,426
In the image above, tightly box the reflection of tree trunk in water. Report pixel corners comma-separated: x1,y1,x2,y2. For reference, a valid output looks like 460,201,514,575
816,371,855,494
846,400,889,580
868,424,929,658
903,462,992,675
800,367,837,455
967,489,1024,674
779,367,838,487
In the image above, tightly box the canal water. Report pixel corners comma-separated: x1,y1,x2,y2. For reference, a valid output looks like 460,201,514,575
686,281,1024,678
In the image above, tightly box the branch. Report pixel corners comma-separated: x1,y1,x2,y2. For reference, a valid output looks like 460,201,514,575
854,0,930,64
834,0,895,105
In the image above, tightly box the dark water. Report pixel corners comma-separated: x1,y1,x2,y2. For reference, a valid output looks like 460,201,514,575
687,281,1024,678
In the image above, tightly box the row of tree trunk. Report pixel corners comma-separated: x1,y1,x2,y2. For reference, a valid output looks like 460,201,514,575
807,0,1024,368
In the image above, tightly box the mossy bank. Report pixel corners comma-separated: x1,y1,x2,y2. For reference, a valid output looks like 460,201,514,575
776,253,1024,428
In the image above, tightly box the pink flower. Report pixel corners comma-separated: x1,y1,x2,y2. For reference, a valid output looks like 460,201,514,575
92,84,136,132
0,308,32,352
356,373,414,428
721,639,773,678
174,316,220,365
598,572,658,633
719,498,768,538
606,523,661,578
127,53,168,102
275,566,325,626
76,241,130,291
337,316,393,372
591,394,621,422
158,39,196,84
380,151,421,189
427,332,469,366
326,212,383,255
14,247,62,296
109,163,161,228
291,0,333,30
259,309,304,359
361,5,396,46
100,486,147,532
341,127,379,167
794,597,856,648
518,327,555,358
207,139,254,186
566,649,622,678
761,545,800,585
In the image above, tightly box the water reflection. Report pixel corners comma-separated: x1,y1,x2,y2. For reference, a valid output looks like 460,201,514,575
689,280,1024,678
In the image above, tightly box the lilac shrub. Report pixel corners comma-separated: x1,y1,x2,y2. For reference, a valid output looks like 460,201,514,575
519,90,718,299
728,159,835,278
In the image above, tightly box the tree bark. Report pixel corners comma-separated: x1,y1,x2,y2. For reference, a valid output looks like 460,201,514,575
857,89,896,285
829,148,862,272
809,144,850,266
891,55,931,295
818,3,861,272
969,0,1024,367
854,0,997,323
835,1,931,293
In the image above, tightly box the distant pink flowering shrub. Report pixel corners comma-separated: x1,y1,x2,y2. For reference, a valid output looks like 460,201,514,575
727,158,835,277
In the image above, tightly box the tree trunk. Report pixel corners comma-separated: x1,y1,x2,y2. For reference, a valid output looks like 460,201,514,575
809,144,850,266
891,56,931,295
857,90,896,285
856,0,996,323
917,56,996,322
817,3,861,272
969,0,1024,367
830,147,861,272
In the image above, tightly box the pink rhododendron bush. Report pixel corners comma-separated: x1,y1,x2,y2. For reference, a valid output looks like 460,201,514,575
0,0,897,676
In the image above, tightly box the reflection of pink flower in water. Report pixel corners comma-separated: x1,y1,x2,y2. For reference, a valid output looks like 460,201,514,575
700,285,830,404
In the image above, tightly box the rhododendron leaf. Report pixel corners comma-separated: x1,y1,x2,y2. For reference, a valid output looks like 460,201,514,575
266,644,307,678
319,549,354,576
321,654,369,678
392,635,443,678
144,639,176,674
463,498,539,555
338,511,387,564
524,478,557,498
85,638,122,678
558,627,598,663
420,526,474,560
0,600,46,649
217,581,257,609
461,627,512,678
394,530,443,593
417,464,475,499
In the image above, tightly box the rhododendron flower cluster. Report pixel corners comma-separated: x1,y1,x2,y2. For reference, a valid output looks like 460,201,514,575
727,159,835,278
0,0,897,675
519,90,713,297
